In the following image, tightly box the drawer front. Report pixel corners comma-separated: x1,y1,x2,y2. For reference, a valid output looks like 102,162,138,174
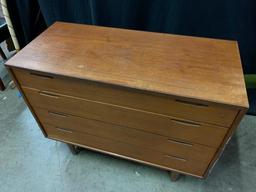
14,68,237,127
45,124,212,177
35,107,216,162
24,87,227,147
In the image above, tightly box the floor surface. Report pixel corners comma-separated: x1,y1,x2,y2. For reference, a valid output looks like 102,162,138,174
0,86,256,192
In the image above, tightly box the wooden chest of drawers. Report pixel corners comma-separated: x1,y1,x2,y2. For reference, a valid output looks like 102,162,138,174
6,22,248,180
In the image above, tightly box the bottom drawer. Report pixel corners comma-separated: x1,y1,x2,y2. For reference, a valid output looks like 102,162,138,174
44,124,213,177
35,107,216,164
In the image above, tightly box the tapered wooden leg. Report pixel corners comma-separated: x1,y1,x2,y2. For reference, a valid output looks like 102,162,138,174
169,171,180,181
67,144,81,155
0,78,5,91
0,47,7,60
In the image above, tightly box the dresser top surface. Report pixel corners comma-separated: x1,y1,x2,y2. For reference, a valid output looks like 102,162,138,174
6,22,248,108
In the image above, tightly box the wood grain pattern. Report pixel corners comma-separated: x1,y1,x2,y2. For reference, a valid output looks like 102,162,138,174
45,124,212,177
24,87,228,147
6,22,248,179
13,68,238,127
5,22,248,108
34,107,217,163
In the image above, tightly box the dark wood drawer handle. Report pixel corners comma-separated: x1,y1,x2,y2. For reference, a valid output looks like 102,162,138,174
30,72,53,79
164,154,187,162
167,138,193,147
39,91,59,99
56,127,73,133
48,111,68,118
175,99,208,107
171,119,201,127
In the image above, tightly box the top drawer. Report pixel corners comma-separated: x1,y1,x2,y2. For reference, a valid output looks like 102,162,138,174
13,68,238,127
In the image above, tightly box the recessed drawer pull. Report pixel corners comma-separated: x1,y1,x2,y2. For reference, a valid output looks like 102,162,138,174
175,99,208,107
171,119,201,127
164,154,187,162
30,72,53,79
48,111,68,118
167,139,193,147
39,91,59,99
56,127,73,133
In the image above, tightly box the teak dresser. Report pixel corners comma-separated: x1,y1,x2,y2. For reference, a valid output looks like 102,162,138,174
6,22,248,181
